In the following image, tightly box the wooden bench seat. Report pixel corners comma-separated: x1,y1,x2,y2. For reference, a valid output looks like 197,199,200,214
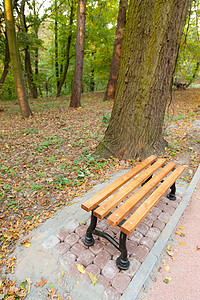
81,156,185,270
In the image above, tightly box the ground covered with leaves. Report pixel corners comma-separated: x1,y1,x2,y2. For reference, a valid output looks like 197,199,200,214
0,89,199,298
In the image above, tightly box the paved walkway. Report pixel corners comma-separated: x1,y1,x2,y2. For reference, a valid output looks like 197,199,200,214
6,165,200,299
138,165,200,300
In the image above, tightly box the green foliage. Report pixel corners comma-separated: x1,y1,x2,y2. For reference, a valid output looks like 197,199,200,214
174,0,200,87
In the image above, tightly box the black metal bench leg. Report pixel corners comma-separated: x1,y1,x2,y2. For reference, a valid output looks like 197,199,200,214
167,182,176,200
116,232,130,270
82,211,97,246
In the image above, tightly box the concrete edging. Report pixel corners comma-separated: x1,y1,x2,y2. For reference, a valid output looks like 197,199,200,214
121,164,200,300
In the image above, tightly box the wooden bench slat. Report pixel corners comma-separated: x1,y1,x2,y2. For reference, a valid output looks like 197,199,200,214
94,158,166,219
106,162,177,227
120,165,186,235
81,155,157,212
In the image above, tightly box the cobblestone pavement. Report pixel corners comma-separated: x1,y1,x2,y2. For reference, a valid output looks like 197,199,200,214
47,192,183,299
11,166,198,300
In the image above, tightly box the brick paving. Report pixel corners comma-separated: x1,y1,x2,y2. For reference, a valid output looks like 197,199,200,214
51,192,182,299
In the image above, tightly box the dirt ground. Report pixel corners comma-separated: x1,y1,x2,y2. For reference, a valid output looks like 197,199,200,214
0,89,199,297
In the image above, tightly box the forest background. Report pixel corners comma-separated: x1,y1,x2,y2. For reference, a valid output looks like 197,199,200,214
0,0,200,102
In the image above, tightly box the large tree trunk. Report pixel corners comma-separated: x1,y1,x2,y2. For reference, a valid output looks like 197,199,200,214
103,0,128,101
56,0,74,98
4,0,32,118
69,0,86,108
96,0,189,159
0,32,10,86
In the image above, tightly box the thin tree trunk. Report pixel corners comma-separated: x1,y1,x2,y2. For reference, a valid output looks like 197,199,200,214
0,32,10,86
69,0,86,108
96,0,189,159
103,0,128,101
20,0,38,99
4,0,32,118
57,1,74,97
90,52,95,92
55,0,59,89
25,48,38,98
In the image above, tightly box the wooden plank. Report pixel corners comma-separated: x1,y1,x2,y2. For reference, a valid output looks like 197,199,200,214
106,162,177,227
94,158,166,219
81,155,157,212
121,165,186,235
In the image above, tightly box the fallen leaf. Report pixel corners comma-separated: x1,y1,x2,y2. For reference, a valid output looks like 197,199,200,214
180,233,185,237
196,246,200,251
163,277,172,284
88,272,98,286
26,277,32,294
77,264,86,274
35,277,47,287
76,280,80,285
175,231,181,235
179,226,184,229
164,265,170,271
167,245,171,250
180,242,185,246
24,241,31,248
161,259,166,266
61,270,64,278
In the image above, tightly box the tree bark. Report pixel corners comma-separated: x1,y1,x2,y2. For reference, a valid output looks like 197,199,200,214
103,0,128,101
4,0,32,118
55,0,59,89
20,0,38,99
69,0,86,108
96,0,189,159
56,0,74,97
0,32,10,86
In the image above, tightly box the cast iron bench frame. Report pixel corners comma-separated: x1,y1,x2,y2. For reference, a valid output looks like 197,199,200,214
81,155,185,270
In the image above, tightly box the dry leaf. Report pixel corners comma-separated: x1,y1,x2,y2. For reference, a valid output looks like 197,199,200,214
24,241,31,248
61,270,64,278
179,226,184,230
175,231,181,235
35,277,47,287
180,242,185,246
164,265,170,271
166,245,171,250
161,259,166,266
77,264,85,274
88,272,98,286
196,246,200,251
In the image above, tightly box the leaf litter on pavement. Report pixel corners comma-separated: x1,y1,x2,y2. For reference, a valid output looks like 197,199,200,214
0,90,200,298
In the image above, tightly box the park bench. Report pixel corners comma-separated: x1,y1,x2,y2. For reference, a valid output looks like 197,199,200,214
81,155,185,270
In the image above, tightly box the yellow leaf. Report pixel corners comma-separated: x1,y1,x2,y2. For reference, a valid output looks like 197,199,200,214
175,231,181,235
167,245,171,250
179,226,184,229
61,270,64,278
77,264,85,274
165,276,172,281
164,265,170,271
161,259,166,266
24,241,31,248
